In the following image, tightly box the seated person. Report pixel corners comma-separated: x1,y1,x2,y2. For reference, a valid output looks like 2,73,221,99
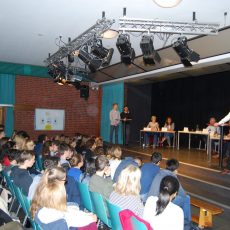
81,139,95,161
89,155,113,199
68,153,83,182
11,150,35,195
2,149,20,175
109,165,144,217
30,167,97,229
147,159,191,230
81,158,96,185
59,143,72,172
144,176,184,230
134,157,143,167
109,145,122,180
140,152,162,202
145,115,160,147
161,117,175,147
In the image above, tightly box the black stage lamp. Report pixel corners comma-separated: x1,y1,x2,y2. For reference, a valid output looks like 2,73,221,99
173,36,200,67
91,39,114,66
78,49,102,72
116,34,135,65
140,35,161,65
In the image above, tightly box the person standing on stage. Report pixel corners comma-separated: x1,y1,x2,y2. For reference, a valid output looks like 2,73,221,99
110,103,120,144
120,106,132,146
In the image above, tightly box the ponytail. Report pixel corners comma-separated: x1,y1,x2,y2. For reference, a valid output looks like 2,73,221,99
156,187,170,215
155,176,179,216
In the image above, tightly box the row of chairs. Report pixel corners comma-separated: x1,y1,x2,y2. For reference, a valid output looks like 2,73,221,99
1,171,42,230
77,181,150,230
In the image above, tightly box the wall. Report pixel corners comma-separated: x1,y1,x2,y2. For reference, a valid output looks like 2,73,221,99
15,76,101,139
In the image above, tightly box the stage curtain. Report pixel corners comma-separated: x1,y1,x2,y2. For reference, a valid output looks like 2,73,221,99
100,82,124,144
0,74,15,137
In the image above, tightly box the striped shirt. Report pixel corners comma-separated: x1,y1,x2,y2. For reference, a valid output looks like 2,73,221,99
109,191,144,217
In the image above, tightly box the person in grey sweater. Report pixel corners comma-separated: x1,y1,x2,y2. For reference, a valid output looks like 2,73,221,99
110,103,120,144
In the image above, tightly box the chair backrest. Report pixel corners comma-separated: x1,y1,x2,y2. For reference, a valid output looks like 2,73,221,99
90,191,111,228
106,200,122,230
131,216,148,230
77,182,94,212
1,171,15,197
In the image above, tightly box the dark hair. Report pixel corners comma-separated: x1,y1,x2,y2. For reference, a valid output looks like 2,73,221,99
156,176,179,215
69,153,83,167
94,146,105,156
83,158,96,178
7,149,21,162
85,139,95,149
165,117,173,125
52,140,60,147
151,152,162,164
166,159,179,172
17,150,35,164
43,156,60,170
42,140,52,157
59,143,70,155
95,155,109,171
37,134,47,143
16,130,30,139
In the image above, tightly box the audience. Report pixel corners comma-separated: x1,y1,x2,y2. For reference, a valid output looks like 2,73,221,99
30,167,97,229
144,176,184,230
81,139,95,161
59,143,72,172
109,145,122,180
89,155,113,199
140,152,162,202
81,158,96,185
109,165,144,217
68,153,83,182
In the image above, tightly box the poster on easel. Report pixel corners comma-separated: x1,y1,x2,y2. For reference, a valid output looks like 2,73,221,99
35,108,65,130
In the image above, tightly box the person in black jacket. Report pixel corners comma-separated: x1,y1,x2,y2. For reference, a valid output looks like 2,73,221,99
120,106,132,146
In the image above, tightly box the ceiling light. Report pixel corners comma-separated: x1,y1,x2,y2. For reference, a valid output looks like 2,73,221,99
101,29,119,39
153,0,182,8
140,35,161,65
91,39,114,66
172,36,200,67
116,34,135,65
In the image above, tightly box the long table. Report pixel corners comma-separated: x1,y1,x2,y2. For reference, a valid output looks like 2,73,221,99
177,131,210,154
140,130,177,148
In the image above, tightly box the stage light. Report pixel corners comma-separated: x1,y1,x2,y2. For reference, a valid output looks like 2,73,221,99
140,35,161,65
116,34,135,65
91,39,114,66
78,48,103,72
101,29,119,39
68,54,74,63
153,0,182,8
172,36,200,67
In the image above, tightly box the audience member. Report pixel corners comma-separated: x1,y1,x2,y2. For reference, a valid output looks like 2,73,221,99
109,165,144,217
81,158,96,185
140,152,162,202
81,139,95,161
34,134,48,157
144,176,184,230
59,143,72,172
109,145,122,180
68,153,83,182
134,157,143,167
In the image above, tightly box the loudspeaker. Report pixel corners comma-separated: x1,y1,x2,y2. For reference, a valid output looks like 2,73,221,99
80,85,89,99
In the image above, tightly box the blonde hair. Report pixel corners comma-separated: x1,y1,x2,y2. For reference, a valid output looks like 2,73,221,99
25,139,35,151
30,167,67,218
14,135,26,150
110,145,122,160
114,165,141,196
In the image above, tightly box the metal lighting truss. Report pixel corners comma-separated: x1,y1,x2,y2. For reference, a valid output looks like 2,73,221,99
119,17,220,36
46,18,115,65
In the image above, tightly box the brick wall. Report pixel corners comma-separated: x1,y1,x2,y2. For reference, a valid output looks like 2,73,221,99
14,76,101,139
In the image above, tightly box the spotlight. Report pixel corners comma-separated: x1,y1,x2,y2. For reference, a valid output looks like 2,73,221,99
78,48,103,72
140,35,161,65
68,54,74,63
48,62,67,83
91,39,114,66
173,36,200,67
116,34,135,65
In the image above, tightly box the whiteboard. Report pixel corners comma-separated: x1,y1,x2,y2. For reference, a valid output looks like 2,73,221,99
35,108,65,130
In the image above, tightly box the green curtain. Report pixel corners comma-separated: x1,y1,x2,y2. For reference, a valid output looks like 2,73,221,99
100,82,124,144
0,74,15,137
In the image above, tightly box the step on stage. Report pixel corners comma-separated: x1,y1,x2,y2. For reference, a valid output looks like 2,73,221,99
122,145,230,230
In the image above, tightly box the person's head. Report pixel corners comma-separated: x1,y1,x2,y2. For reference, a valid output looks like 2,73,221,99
113,103,118,110
151,152,162,165
16,130,30,140
37,134,48,144
84,158,96,177
124,106,129,113
59,143,71,159
42,140,53,157
134,157,143,167
209,117,216,126
43,156,60,170
94,146,105,156
94,137,103,148
151,116,157,123
166,117,172,125
95,155,110,176
110,145,122,160
7,149,21,165
60,134,65,142
64,136,70,144
114,165,141,196
51,140,60,152
156,176,180,215
85,139,95,150
25,139,35,151
0,129,5,139
30,167,67,218
69,153,84,168
13,134,26,150
17,150,35,168
166,159,179,173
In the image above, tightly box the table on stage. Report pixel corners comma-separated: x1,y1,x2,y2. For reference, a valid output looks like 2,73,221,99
177,131,210,154
140,130,177,148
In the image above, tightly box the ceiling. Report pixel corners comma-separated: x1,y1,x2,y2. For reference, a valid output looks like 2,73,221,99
0,0,230,68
